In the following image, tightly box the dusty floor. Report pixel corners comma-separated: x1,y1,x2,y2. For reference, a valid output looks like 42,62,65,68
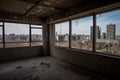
0,57,111,80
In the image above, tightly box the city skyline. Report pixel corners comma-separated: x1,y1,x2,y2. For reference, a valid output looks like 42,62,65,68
55,9,120,35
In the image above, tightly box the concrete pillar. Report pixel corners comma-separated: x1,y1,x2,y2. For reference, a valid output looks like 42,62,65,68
49,23,55,56
42,22,50,56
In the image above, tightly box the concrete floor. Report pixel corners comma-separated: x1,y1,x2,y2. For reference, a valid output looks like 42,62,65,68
0,57,111,80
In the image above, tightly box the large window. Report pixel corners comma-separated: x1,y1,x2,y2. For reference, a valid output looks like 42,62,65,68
54,9,120,57
71,16,93,51
5,23,29,47
31,25,43,46
0,22,43,48
96,10,120,56
55,21,69,47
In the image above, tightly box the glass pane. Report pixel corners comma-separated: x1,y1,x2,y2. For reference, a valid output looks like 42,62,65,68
5,43,29,48
31,29,42,41
0,43,3,48
71,16,93,51
0,22,3,25
0,27,2,42
55,21,69,47
96,9,120,56
31,25,42,28
31,42,43,46
5,23,29,42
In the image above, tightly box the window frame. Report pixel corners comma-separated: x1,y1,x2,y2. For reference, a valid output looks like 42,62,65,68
30,24,43,46
55,21,70,47
0,22,43,48
70,15,93,51
95,9,120,55
54,9,120,57
4,22,30,48
4,23,30,43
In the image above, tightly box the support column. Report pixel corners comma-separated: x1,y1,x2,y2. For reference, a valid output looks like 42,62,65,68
42,22,50,56
49,23,55,56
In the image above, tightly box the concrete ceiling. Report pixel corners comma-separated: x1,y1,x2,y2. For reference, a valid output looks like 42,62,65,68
0,0,119,24
0,0,85,18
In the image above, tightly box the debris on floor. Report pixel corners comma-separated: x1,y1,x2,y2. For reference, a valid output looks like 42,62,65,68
41,62,51,68
16,66,22,69
31,66,37,69
0,57,111,80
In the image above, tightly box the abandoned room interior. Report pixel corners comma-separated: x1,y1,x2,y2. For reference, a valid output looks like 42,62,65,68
0,0,120,80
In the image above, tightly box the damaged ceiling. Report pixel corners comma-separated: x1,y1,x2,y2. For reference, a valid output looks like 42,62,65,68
0,0,85,18
0,0,119,24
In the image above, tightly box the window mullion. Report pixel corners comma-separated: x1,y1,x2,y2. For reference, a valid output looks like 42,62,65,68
3,22,5,48
93,14,96,52
69,20,72,48
29,24,31,46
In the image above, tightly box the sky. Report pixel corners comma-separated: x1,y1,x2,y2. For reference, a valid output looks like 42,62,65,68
0,23,42,35
55,9,120,35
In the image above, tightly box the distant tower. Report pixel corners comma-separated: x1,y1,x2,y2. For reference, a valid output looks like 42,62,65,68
107,23,116,40
97,27,101,39
91,26,101,40
102,32,106,39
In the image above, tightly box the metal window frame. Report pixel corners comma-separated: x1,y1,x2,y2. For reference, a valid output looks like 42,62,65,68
3,22,5,48
55,16,94,50
93,14,96,52
0,22,43,48
30,24,43,46
54,21,70,47
69,20,72,48
55,9,119,55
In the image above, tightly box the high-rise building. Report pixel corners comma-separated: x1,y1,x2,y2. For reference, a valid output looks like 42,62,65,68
101,32,106,39
91,26,101,41
107,23,116,40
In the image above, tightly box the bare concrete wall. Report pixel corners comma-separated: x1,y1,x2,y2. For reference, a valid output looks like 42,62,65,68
0,46,43,62
51,46,120,78
49,24,120,78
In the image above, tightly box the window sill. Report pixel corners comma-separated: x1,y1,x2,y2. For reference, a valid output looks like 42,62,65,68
54,46,120,60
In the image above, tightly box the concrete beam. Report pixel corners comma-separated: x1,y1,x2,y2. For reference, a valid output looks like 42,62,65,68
0,11,44,24
48,1,120,24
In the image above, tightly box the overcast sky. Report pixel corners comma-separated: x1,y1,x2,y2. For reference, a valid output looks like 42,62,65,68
56,9,120,35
